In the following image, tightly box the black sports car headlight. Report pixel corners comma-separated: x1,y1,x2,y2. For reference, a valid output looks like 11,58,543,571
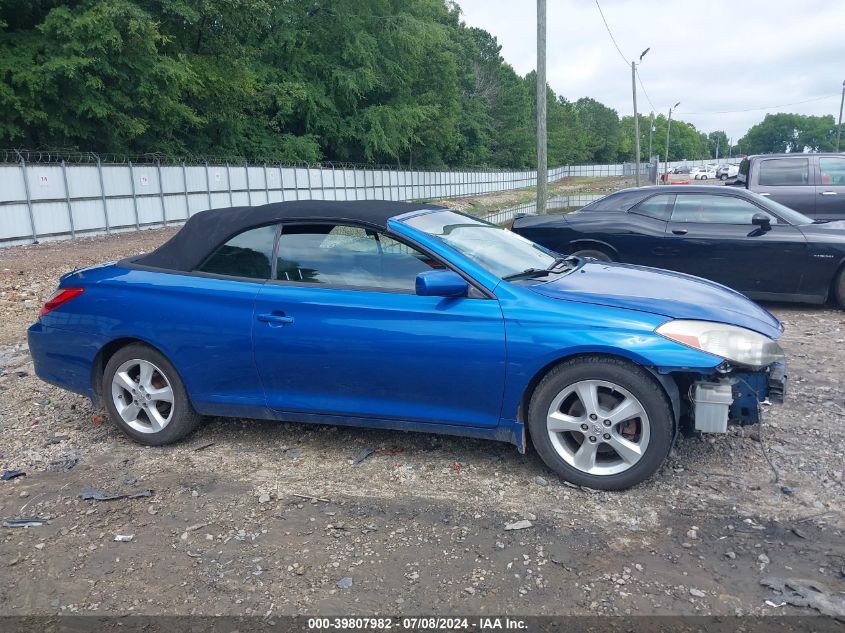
656,320,784,369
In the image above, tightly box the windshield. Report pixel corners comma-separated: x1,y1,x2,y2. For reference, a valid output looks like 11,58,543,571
750,192,813,225
403,210,557,278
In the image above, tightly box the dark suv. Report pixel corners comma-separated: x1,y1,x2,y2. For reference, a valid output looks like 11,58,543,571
729,153,845,220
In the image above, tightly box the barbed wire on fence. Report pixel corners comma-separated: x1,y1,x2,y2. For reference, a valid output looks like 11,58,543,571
0,147,659,174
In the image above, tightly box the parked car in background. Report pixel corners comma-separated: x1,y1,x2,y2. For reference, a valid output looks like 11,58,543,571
717,164,739,180
673,166,691,174
728,153,845,220
691,166,716,180
29,200,787,490
511,186,845,307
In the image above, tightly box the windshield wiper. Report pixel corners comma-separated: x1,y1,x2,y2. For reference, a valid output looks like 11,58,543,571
502,268,552,281
502,256,579,281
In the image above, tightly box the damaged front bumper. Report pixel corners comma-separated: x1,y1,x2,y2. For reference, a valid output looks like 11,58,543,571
691,358,787,432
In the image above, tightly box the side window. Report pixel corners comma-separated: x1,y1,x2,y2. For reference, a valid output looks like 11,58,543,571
630,194,674,221
758,158,809,186
198,224,277,279
671,194,778,224
819,157,845,185
275,224,439,292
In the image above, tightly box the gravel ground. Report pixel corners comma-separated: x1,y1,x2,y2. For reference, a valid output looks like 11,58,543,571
0,227,843,618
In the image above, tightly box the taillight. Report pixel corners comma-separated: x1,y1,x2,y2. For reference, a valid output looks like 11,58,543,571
39,287,84,318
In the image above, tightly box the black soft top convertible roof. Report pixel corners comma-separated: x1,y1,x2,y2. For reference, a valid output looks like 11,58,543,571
131,200,441,272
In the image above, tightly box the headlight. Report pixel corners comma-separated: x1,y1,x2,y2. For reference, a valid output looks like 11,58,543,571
656,320,783,369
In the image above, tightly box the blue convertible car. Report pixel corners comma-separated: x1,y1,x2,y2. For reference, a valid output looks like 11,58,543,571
28,201,787,489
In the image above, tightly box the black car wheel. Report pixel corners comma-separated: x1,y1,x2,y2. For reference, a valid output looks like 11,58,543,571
103,343,202,446
834,268,845,309
719,173,728,180
527,356,674,490
570,248,614,262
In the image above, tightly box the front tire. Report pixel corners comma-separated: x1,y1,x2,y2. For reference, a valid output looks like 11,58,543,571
834,268,845,309
103,343,201,446
527,356,674,490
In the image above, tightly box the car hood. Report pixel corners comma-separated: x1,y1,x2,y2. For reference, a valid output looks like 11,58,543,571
529,260,783,339
798,220,845,237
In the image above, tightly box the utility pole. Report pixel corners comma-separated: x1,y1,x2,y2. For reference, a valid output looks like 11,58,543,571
648,111,655,184
728,137,732,160
536,0,547,214
631,48,649,187
664,101,680,182
648,111,655,160
837,79,845,153
715,136,720,162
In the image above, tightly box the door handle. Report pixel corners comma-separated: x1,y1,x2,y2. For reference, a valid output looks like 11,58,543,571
258,312,294,326
820,191,837,196
672,228,688,235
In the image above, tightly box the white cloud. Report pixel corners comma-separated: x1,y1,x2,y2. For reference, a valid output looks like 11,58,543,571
455,0,845,141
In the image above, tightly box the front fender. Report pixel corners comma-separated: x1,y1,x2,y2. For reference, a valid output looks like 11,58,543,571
496,283,722,421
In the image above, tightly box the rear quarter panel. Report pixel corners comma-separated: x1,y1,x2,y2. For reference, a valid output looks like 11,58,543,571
43,264,267,416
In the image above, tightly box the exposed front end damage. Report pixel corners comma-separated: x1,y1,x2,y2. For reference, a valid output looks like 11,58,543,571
669,359,787,434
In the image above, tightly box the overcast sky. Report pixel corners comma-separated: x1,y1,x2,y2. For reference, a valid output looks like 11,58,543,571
455,0,844,142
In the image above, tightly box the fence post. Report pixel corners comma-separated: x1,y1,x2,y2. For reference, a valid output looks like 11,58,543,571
331,163,337,200
181,161,190,218
278,164,285,201
245,162,253,206
16,153,37,242
318,162,326,200
155,158,166,226
60,159,75,239
204,161,212,209
127,161,140,229
263,163,270,203
95,154,110,234
293,164,300,200
307,163,314,199
225,162,233,206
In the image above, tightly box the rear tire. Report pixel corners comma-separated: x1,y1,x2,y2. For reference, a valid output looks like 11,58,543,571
834,268,845,309
570,248,614,262
527,356,674,490
103,343,201,446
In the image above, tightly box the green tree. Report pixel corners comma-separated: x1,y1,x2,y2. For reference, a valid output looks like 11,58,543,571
575,97,620,163
737,113,837,154
708,131,729,160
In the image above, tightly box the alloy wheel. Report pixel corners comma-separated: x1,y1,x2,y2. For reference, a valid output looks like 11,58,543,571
545,379,651,476
111,358,175,433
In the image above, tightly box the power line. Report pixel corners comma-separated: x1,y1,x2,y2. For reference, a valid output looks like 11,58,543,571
594,0,628,68
682,93,840,115
636,68,657,112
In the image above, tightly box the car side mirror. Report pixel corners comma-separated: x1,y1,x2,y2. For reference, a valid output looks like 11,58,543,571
751,213,771,230
415,270,469,298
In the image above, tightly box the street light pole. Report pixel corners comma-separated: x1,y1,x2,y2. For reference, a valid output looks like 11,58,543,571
536,0,547,214
836,80,845,153
632,48,649,187
664,101,680,182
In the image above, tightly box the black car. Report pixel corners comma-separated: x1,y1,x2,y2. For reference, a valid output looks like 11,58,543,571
728,153,845,221
511,186,845,307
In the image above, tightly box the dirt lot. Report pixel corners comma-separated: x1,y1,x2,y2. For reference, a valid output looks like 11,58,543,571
0,224,843,619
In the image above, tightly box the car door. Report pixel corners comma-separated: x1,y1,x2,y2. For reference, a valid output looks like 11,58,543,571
252,222,507,428
753,156,816,217
816,156,845,221
662,192,808,296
